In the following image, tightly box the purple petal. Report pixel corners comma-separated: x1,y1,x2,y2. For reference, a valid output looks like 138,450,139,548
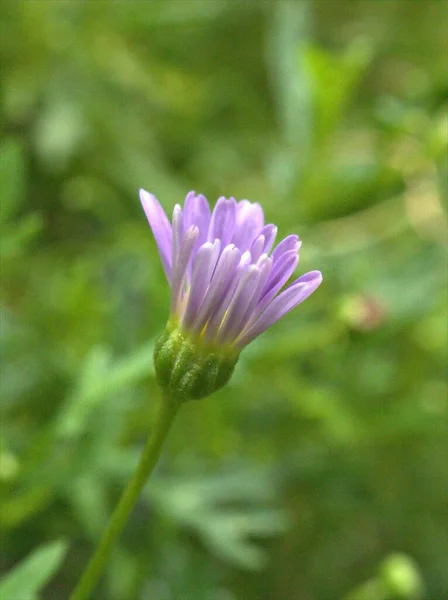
245,250,299,329
250,234,265,263
264,249,299,296
271,234,301,262
189,244,241,336
139,189,173,282
216,265,262,344
232,200,264,251
236,254,273,331
184,191,211,248
224,254,273,341
182,239,221,329
208,197,236,248
202,250,252,341
260,224,278,254
172,204,185,272
170,226,199,316
235,271,323,348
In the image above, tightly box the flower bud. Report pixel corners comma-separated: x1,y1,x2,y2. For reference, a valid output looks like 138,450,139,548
380,554,424,599
139,189,322,365
154,322,239,403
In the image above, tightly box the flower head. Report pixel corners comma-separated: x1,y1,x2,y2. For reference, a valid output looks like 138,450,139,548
140,189,322,402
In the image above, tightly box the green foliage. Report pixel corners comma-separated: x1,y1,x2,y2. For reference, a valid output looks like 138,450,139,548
1,1,446,599
149,470,288,570
0,540,68,600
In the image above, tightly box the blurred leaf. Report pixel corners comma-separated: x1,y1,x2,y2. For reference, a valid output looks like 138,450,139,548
33,97,87,171
69,474,108,538
267,0,312,150
266,0,313,193
200,509,288,570
0,540,68,600
149,470,288,570
1,214,43,259
57,341,155,439
0,137,26,222
304,39,373,142
0,485,52,531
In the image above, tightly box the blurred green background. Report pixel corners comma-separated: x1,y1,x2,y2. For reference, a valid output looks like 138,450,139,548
1,1,447,599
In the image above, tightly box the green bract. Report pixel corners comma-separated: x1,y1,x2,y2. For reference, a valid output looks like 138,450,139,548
154,322,240,403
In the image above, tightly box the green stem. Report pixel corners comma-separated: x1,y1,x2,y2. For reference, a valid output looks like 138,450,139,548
69,397,179,600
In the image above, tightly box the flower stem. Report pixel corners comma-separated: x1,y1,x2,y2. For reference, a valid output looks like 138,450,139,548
69,397,179,600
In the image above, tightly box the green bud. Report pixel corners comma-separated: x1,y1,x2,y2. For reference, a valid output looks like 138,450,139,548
153,322,239,404
380,554,424,599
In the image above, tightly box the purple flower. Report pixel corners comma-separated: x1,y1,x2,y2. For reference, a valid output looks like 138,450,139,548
140,189,322,352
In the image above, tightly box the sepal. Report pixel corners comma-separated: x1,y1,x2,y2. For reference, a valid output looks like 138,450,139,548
153,322,239,403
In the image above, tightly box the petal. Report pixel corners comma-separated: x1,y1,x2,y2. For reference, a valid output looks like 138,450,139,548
232,200,264,251
271,234,301,262
201,250,251,341
235,271,323,348
216,265,262,344
184,191,211,278
170,226,199,316
189,244,241,336
172,203,185,270
250,234,265,263
182,239,221,329
222,254,273,343
235,254,273,334
243,250,298,330
260,224,278,254
139,189,172,282
184,191,211,248
263,249,299,297
208,197,236,248
204,250,252,341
